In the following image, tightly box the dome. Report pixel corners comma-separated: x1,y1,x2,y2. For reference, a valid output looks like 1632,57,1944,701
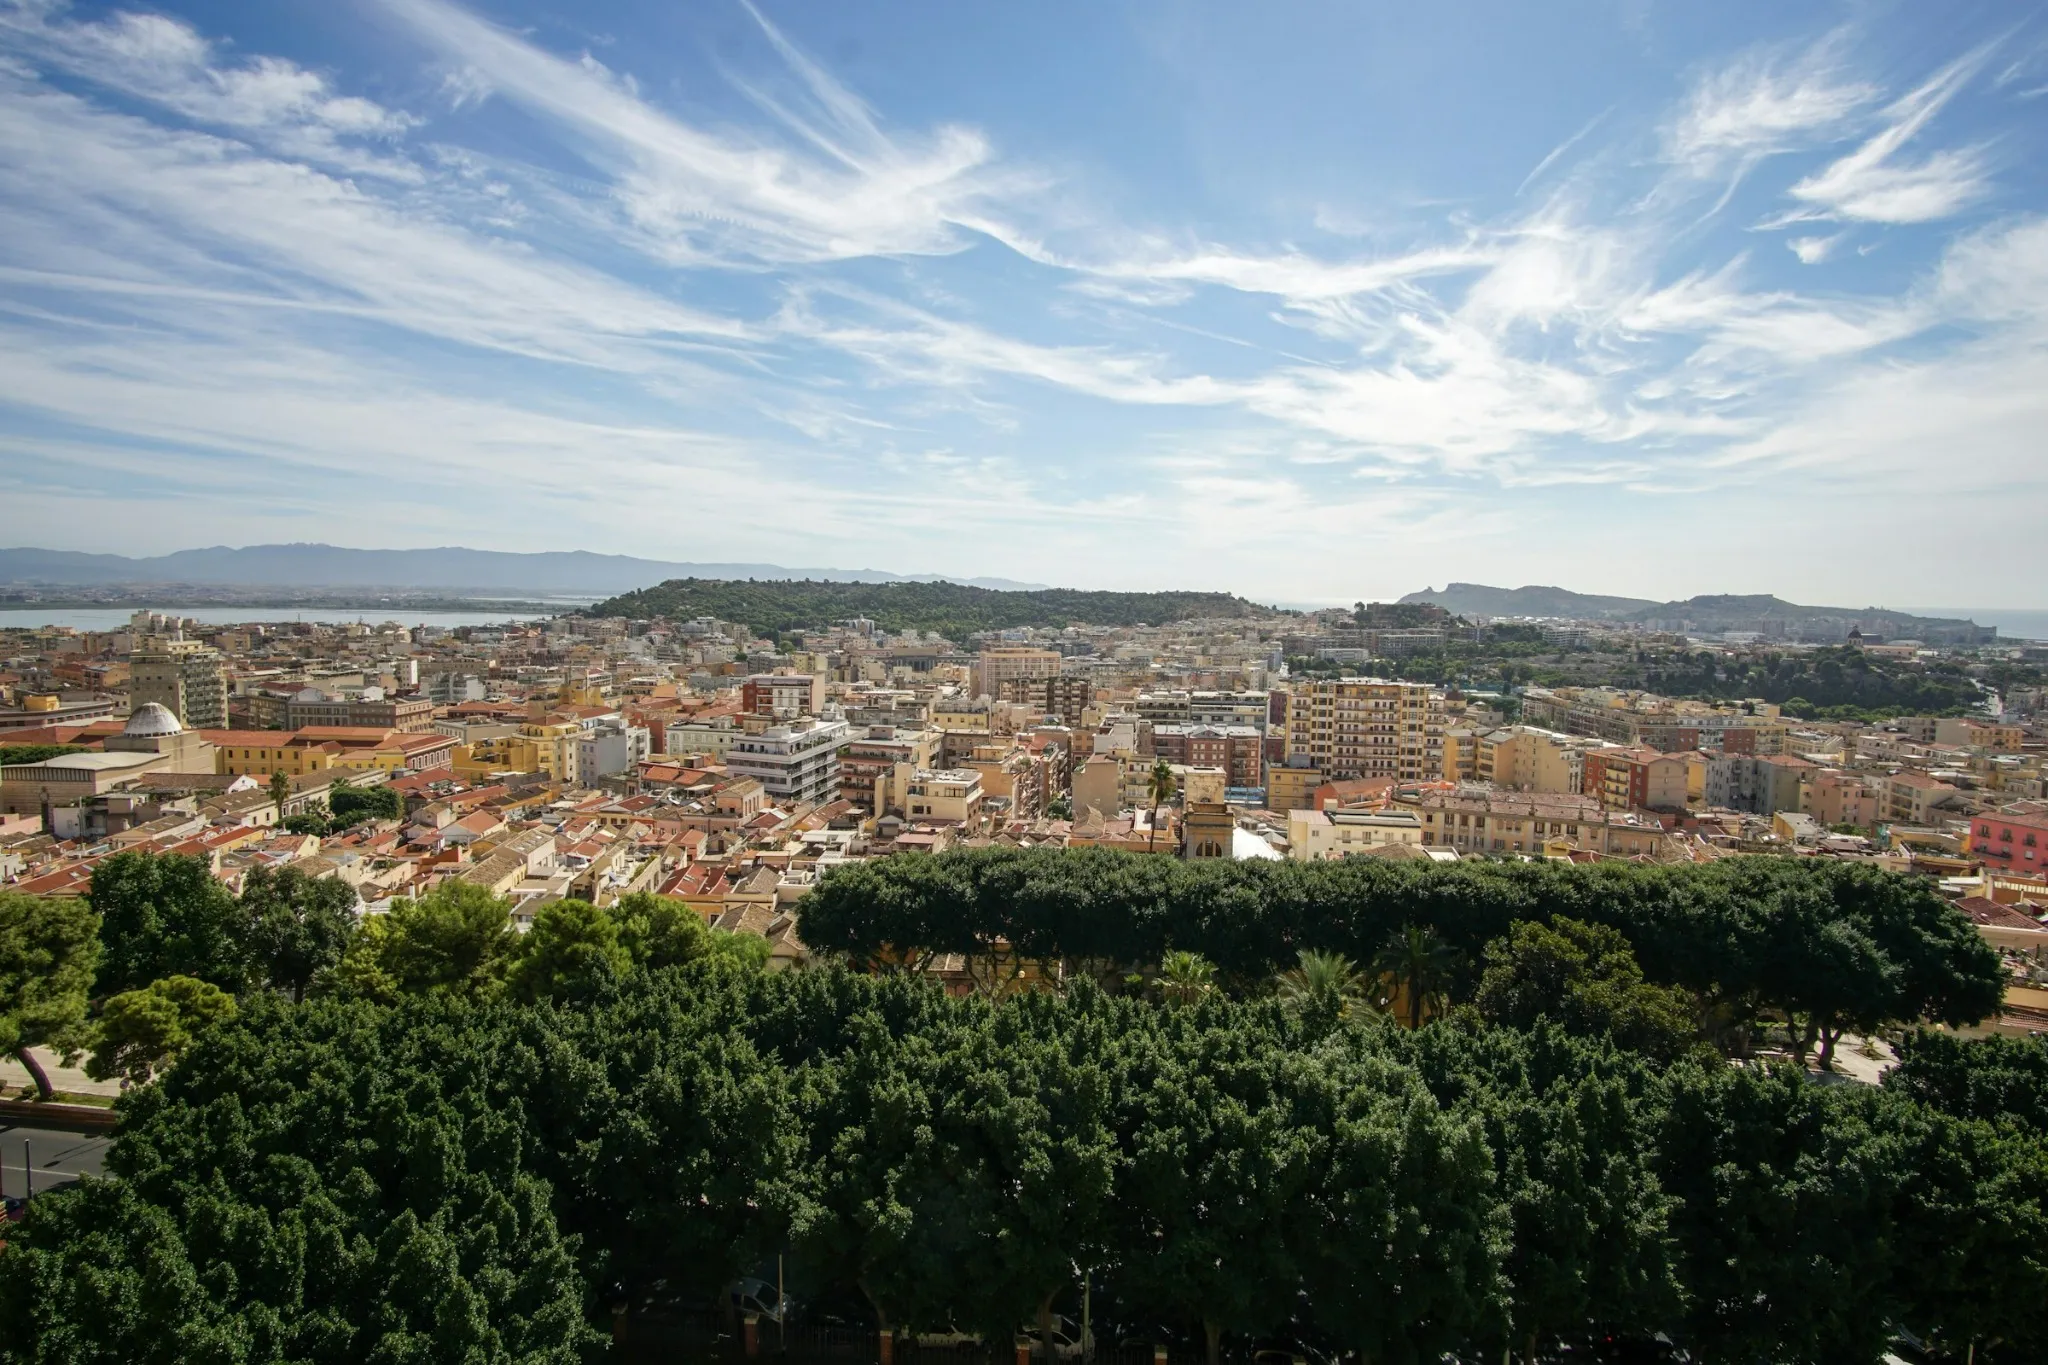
124,702,184,737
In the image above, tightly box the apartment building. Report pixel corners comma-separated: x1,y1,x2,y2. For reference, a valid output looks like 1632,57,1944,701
1282,679,1444,782
1706,753,1814,817
577,721,652,782
997,675,1094,727
1287,808,1424,861
665,714,742,761
726,717,849,808
741,673,825,720
1970,803,2048,871
285,689,435,733
1152,723,1264,789
1876,770,1963,827
1396,788,1669,858
129,635,228,729
974,646,1061,697
840,725,940,816
1581,746,1688,813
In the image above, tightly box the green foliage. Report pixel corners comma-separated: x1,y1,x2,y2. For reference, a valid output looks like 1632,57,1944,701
1156,949,1216,1004
327,784,402,825
88,850,251,996
504,898,629,1003
1884,1031,2048,1132
1475,918,1699,1063
0,890,100,1098
85,974,235,1086
282,809,332,836
1372,923,1463,1030
1275,948,1373,1019
3,967,2047,1362
332,880,514,1000
240,865,358,1002
0,995,600,1363
0,744,92,766
798,848,2003,1048
586,576,1274,639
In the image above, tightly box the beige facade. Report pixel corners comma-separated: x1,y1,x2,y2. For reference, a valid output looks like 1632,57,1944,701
1283,679,1444,783
1288,808,1424,861
130,636,228,729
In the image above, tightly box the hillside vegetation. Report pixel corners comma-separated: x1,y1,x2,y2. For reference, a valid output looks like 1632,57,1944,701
586,576,1277,638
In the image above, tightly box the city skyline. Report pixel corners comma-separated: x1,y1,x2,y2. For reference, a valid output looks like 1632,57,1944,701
3,0,2046,603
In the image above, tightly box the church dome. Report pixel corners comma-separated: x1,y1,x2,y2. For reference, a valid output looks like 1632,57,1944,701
124,702,184,737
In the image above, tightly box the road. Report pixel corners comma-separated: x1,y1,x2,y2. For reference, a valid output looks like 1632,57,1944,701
0,1124,112,1202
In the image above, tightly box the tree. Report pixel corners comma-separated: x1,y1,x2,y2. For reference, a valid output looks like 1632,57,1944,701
1157,950,1216,1004
505,898,630,1003
282,808,332,837
87,850,251,997
266,770,290,819
1373,924,1461,1030
240,865,358,1001
86,975,236,1087
1276,949,1372,1019
329,783,402,826
1146,759,1176,853
334,880,512,999
1884,1031,2048,1132
0,891,100,1100
1474,918,1698,1063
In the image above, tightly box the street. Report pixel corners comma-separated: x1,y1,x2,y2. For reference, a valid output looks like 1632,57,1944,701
0,1125,112,1202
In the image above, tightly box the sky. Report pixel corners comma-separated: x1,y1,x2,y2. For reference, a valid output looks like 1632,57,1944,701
1,0,2045,607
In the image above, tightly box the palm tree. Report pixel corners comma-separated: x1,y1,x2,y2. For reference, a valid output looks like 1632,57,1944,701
1372,924,1462,1029
1145,757,1176,853
1276,948,1369,1018
268,770,291,818
1158,950,1216,1004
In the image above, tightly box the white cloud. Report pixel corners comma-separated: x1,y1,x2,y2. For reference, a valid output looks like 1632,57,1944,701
373,0,1031,266
1663,37,1875,178
1788,233,1843,263
1779,46,1996,224
0,0,418,177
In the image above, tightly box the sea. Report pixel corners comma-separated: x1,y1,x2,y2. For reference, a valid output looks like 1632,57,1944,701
1907,609,2048,643
0,604,577,631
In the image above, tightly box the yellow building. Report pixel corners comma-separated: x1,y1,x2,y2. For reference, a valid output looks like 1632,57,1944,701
1283,679,1445,783
208,731,340,777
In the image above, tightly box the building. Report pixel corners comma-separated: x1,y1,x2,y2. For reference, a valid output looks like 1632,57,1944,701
974,646,1061,698
1182,801,1237,859
1800,769,1880,829
726,718,849,808
578,721,652,782
1970,804,2048,872
1876,770,1963,827
0,694,119,731
1152,723,1264,789
996,675,1094,727
129,635,227,729
900,768,985,825
1396,788,1670,859
741,673,825,720
1287,807,1424,861
1581,746,1688,813
1283,679,1445,783
284,688,435,733
665,714,743,761
1266,759,1326,813
840,725,940,815
1706,754,1814,817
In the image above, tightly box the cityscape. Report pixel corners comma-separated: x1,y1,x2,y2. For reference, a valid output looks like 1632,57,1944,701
2,0,2046,1362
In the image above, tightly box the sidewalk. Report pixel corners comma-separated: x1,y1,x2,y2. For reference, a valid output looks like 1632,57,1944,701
0,1048,122,1101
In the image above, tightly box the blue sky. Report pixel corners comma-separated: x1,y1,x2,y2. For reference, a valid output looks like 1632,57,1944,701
1,0,2045,606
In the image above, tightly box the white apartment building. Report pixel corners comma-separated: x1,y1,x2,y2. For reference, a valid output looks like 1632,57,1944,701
726,717,850,808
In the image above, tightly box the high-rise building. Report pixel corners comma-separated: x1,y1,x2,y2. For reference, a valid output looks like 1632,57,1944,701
128,635,227,730
1282,679,1444,783
974,646,1061,698
727,717,850,809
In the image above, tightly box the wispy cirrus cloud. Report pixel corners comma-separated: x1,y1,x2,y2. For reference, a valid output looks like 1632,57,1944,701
372,0,1033,266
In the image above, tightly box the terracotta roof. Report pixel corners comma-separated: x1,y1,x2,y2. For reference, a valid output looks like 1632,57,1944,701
1955,896,2048,931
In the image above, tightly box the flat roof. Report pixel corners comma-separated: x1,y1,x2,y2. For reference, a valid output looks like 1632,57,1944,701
1,751,162,772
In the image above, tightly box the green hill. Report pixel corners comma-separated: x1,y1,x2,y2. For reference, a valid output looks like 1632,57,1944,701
585,577,1279,639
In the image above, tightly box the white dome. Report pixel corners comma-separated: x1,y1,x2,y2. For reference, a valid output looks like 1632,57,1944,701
124,702,184,737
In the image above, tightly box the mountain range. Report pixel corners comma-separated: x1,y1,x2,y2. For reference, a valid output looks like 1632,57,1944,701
1400,583,1994,640
0,545,1046,595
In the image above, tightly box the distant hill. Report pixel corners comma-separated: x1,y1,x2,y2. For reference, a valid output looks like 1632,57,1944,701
1402,583,1993,641
0,545,1045,595
587,578,1278,638
1402,584,1659,619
